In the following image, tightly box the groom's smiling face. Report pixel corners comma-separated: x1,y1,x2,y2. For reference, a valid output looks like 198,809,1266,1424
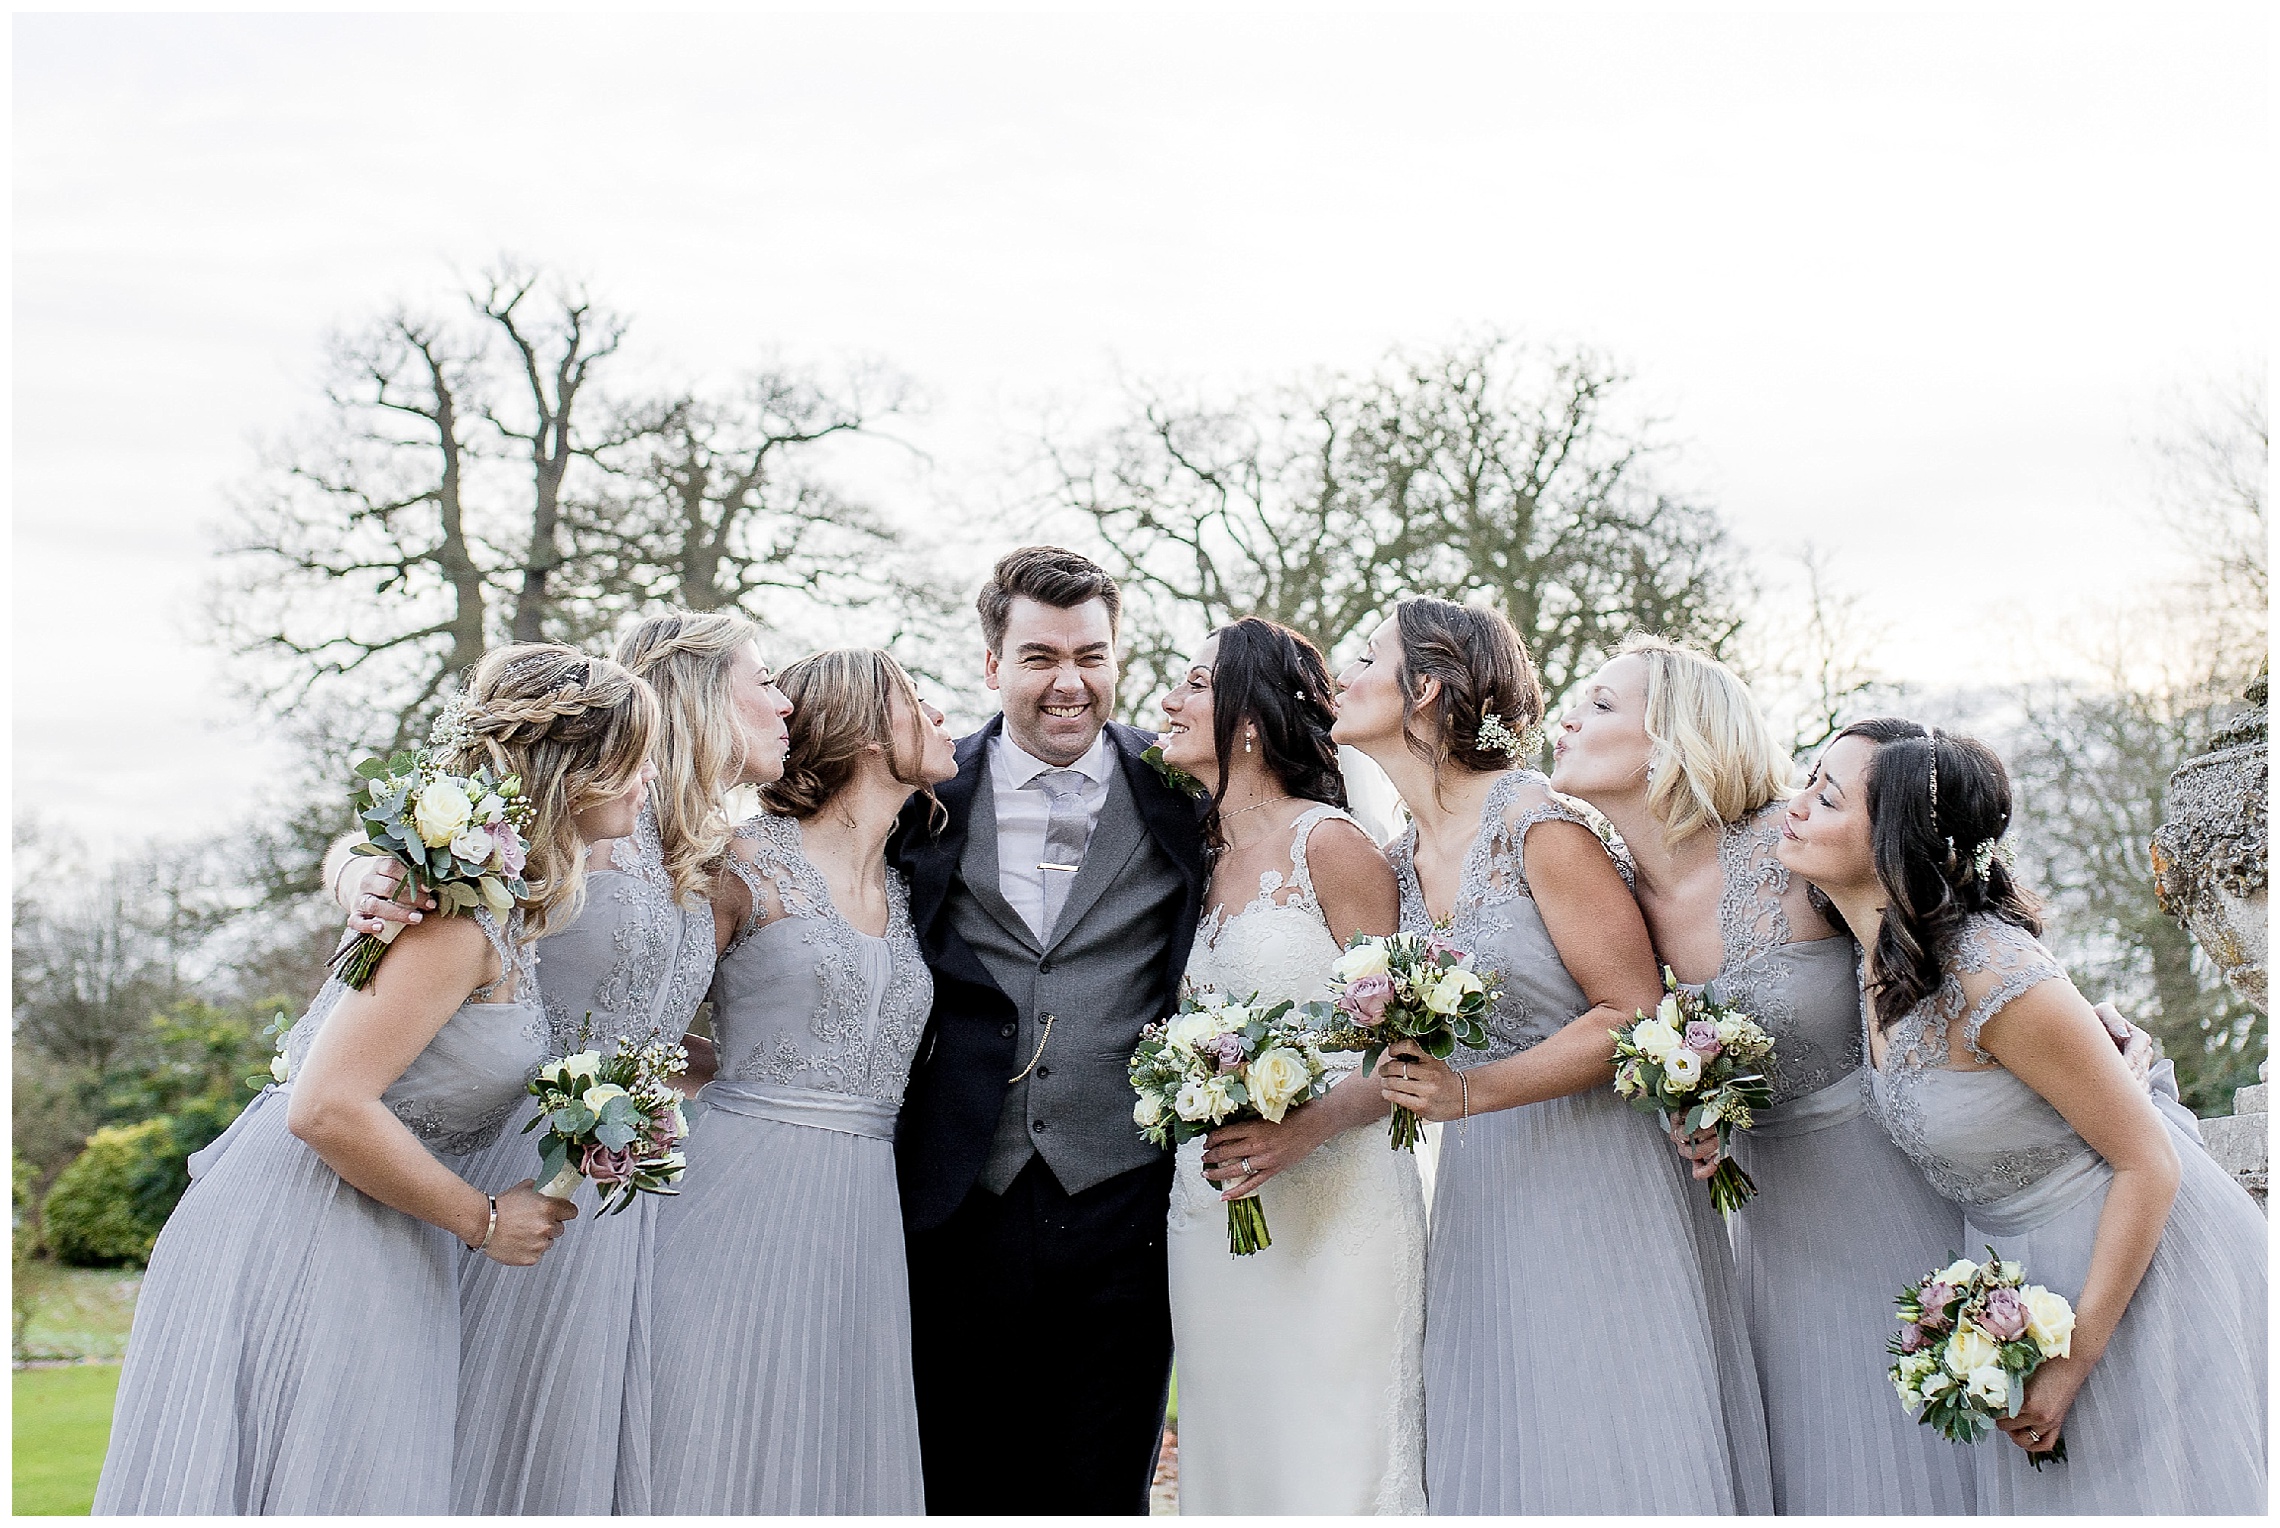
986,595,1118,766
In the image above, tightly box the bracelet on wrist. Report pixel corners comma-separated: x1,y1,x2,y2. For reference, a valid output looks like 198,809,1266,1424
467,1192,498,1253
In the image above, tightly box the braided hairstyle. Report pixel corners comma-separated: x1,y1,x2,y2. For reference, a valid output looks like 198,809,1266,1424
1833,717,2041,1029
436,644,660,939
1391,596,1543,799
615,611,764,907
1201,617,1347,853
758,648,939,824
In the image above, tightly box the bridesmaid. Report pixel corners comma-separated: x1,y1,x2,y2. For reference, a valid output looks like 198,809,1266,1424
93,644,655,1514
646,648,958,1513
1547,634,1973,1513
1344,598,1774,1515
1786,719,2265,1513
332,612,794,1512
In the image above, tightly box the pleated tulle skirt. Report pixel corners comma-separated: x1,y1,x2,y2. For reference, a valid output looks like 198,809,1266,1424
1729,1084,1976,1514
446,1094,660,1514
1422,1086,1774,1515
1964,1117,2266,1515
643,1090,924,1514
91,1089,459,1515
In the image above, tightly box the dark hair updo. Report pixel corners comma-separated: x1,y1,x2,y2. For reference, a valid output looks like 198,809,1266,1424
1203,617,1346,852
1392,596,1543,793
1836,717,2041,1029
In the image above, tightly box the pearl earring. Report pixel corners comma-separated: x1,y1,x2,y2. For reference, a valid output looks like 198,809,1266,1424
1245,729,1254,753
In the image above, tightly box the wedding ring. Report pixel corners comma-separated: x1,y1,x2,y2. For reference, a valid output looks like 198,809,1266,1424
2028,1431,2041,1443
1241,1157,1253,1176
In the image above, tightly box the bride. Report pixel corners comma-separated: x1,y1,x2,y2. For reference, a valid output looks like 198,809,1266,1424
1155,616,1426,1516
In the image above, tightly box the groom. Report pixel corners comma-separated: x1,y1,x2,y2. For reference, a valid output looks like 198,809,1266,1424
893,546,1206,1515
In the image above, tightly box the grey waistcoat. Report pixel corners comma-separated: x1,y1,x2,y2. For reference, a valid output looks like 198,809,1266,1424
947,752,1188,1197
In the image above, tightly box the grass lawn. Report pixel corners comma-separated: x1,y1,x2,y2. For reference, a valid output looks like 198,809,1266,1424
13,1364,118,1515
15,1265,141,1363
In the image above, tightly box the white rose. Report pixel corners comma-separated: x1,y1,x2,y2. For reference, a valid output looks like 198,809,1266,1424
1663,1047,1703,1088
1632,1017,1682,1063
1655,993,1684,1027
582,1083,629,1114
268,1052,290,1084
1893,1371,1923,1413
1424,967,1485,1015
1944,1322,1999,1377
1134,1091,1166,1127
1937,1257,1983,1289
1917,1369,1955,1400
1204,1075,1236,1122
449,827,493,865
558,1051,604,1083
1331,942,1392,983
1174,1080,1212,1122
474,793,506,823
2021,1286,2075,1358
1965,1364,2012,1411
1166,1011,1218,1051
413,779,475,848
1246,1047,1311,1123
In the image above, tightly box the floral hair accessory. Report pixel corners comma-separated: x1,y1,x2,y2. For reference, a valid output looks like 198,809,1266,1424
425,694,476,756
1475,711,1532,761
1968,836,2015,881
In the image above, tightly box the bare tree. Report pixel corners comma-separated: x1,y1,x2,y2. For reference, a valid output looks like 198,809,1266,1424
1045,335,1747,716
1737,543,1900,759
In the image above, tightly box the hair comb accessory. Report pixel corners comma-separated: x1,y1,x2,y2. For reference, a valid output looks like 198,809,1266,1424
1926,727,1941,836
1968,836,2016,881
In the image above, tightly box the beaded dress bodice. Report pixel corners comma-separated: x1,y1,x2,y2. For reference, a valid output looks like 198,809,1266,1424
1862,913,2093,1206
1677,802,1861,1108
535,801,716,1056
1387,770,1627,1063
709,813,933,1105
286,906,549,1156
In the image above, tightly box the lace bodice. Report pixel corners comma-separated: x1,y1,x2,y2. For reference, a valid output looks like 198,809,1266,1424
1387,770,1627,1063
707,813,933,1104
1862,913,2096,1205
286,907,549,1156
1677,803,1861,1107
1188,806,1361,1071
536,801,716,1055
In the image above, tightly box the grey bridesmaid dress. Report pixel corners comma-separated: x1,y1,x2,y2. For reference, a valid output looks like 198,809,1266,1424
92,909,546,1515
1393,771,1774,1515
1692,804,1974,1513
1865,912,2266,1514
448,803,717,1514
644,812,934,1514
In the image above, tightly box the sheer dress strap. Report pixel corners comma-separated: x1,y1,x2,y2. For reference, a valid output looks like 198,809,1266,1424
1283,803,1361,913
720,814,826,959
468,905,535,1001
1953,917,2070,1065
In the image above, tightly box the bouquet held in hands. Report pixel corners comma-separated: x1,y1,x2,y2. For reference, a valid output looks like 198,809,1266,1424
1130,989,1334,1255
524,1035,691,1213
1300,932,1500,1151
1889,1249,2077,1468
1610,967,1775,1217
331,745,534,989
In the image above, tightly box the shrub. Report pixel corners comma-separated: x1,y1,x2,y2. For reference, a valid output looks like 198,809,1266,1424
39,1106,238,1268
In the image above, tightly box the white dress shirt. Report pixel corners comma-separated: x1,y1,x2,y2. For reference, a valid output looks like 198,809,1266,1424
989,726,1114,942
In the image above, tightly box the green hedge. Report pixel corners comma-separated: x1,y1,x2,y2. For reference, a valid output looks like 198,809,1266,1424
40,1101,241,1268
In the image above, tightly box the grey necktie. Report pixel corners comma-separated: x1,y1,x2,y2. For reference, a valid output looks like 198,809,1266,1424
1028,768,1094,937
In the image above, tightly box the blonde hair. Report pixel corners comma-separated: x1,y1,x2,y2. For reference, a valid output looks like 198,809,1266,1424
1617,632,1793,847
439,644,660,939
759,649,935,821
615,611,763,906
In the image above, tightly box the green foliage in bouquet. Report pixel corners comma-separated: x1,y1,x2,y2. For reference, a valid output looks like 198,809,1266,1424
1299,932,1499,1150
1889,1248,2076,1469
1611,966,1775,1217
523,1036,690,1215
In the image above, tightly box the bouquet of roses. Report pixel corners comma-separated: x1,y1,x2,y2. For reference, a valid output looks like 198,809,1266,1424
522,1035,691,1213
1129,989,1335,1255
1610,967,1775,1217
1299,932,1500,1151
1889,1248,2076,1468
331,744,534,988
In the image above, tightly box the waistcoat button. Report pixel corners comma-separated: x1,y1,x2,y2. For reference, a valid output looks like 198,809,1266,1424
1000,1022,1016,1039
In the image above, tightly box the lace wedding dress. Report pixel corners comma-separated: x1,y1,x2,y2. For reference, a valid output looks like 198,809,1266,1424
1167,805,1427,1515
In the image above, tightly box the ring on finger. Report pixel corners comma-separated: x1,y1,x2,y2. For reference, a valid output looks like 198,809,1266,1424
1240,1157,1252,1176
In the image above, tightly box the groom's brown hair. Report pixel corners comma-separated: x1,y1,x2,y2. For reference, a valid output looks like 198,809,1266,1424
977,546,1122,652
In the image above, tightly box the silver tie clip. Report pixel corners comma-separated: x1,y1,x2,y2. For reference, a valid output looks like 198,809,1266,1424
1038,861,1081,873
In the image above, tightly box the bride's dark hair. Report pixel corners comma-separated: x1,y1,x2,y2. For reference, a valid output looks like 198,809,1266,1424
1203,616,1346,853
1831,717,2041,1028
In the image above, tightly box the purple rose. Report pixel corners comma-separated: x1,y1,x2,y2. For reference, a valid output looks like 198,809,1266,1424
1977,1285,2030,1342
494,825,528,878
1916,1284,1956,1329
1683,1021,1723,1058
1897,1322,1929,1354
1343,973,1394,1025
581,1142,636,1186
1211,1033,1248,1072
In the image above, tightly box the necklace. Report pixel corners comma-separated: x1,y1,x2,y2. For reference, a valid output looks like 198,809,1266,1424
1218,797,1289,822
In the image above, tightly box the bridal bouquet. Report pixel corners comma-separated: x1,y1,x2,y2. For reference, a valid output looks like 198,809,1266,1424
523,1035,690,1213
1889,1249,2076,1468
1610,968,1775,1217
331,746,534,988
1299,932,1500,1151
1129,989,1334,1255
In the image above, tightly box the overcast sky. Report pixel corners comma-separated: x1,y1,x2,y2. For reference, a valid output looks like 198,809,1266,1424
13,7,2269,856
